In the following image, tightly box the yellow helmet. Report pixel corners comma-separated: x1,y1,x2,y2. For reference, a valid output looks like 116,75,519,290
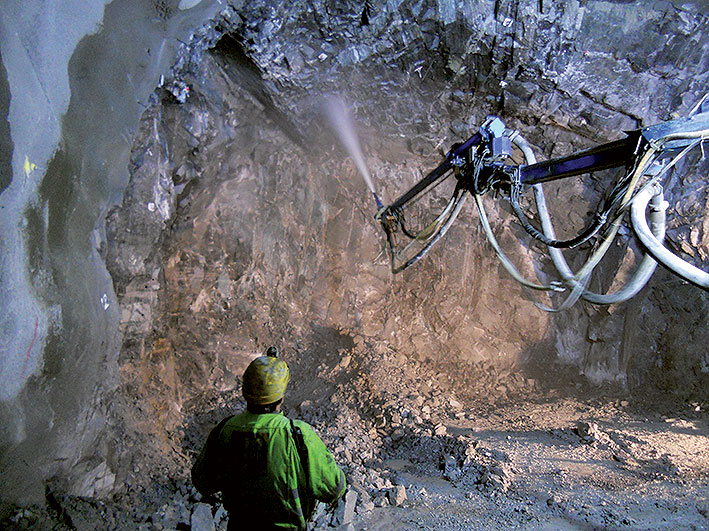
242,355,290,405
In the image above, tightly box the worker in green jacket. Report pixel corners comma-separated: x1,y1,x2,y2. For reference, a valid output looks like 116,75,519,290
191,348,346,530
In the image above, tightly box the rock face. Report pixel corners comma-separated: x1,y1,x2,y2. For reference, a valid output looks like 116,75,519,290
109,0,709,423
1,0,708,509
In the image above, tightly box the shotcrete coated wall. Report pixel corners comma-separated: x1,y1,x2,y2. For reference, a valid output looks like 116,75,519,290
0,0,226,504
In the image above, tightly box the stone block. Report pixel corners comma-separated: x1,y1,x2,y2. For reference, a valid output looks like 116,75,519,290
191,503,215,531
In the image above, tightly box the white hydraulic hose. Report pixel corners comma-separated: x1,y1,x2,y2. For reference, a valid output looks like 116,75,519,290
584,186,665,303
631,184,709,290
473,192,564,292
511,134,575,282
554,149,656,309
511,134,662,306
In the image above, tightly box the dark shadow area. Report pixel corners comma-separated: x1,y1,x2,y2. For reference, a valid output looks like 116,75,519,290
211,34,306,149
0,49,12,194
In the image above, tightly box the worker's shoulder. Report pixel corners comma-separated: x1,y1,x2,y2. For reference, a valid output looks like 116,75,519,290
290,418,325,441
289,417,313,430
223,411,290,431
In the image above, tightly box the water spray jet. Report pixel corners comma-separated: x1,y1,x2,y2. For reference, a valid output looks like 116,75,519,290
323,96,384,211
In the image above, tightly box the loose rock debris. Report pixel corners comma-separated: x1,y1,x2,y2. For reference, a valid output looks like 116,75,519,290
5,347,709,530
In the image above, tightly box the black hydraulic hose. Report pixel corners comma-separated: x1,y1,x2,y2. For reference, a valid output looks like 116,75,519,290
508,133,645,250
391,188,467,273
509,180,606,249
395,209,419,240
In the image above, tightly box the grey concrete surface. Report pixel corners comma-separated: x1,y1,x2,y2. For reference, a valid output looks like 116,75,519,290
0,0,223,504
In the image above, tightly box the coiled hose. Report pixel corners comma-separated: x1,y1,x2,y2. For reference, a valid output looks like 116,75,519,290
631,184,709,289
512,134,666,307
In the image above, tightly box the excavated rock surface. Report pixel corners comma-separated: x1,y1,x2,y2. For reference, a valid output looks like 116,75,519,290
112,0,709,406
3,0,709,528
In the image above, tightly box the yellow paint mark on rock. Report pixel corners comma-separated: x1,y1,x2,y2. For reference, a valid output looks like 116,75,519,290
23,156,37,180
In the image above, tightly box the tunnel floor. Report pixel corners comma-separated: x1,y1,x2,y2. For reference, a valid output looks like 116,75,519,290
7,365,709,529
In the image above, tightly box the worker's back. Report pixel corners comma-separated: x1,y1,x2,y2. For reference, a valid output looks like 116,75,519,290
191,353,346,530
193,411,306,529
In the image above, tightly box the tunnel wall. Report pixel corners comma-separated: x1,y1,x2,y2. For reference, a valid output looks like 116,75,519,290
105,3,709,492
0,0,229,505
1,0,708,508
145,0,709,393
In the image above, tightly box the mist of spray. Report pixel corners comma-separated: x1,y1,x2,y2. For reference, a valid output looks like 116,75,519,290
324,97,381,207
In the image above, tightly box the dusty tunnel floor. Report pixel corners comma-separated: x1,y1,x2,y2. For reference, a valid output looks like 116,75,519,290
6,25,709,531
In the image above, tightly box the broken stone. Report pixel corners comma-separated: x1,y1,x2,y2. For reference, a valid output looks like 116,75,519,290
351,484,374,514
443,454,461,482
332,489,357,526
365,469,387,490
152,499,190,529
72,461,116,498
389,411,402,426
216,270,232,299
298,400,312,417
547,494,563,508
391,428,405,442
42,491,121,531
213,504,228,530
373,492,389,507
433,423,447,436
387,485,407,507
576,421,601,443
310,502,328,528
480,469,510,492
356,497,374,514
191,503,215,531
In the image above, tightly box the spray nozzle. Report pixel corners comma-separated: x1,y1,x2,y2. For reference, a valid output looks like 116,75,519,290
373,192,384,210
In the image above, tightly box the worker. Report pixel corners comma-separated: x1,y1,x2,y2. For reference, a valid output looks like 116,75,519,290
191,347,346,530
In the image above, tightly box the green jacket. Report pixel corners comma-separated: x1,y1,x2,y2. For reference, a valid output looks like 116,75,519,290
191,411,346,530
